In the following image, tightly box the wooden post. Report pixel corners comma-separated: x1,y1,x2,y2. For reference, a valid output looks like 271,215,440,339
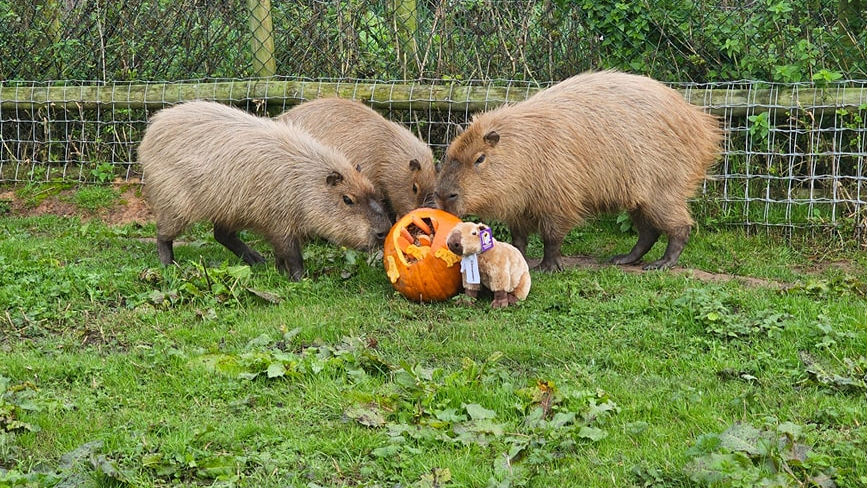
391,0,418,78
248,0,277,77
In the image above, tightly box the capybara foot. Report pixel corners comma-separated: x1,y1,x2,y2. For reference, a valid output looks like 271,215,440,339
464,288,479,299
507,292,519,305
609,253,642,266
242,250,267,266
533,257,563,272
643,256,678,270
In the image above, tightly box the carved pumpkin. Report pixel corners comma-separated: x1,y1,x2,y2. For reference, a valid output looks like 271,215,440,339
383,208,463,302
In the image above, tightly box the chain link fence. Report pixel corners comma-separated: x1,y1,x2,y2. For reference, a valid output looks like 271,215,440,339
1,0,866,236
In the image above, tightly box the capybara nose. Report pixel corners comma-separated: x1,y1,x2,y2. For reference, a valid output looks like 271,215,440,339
446,234,462,255
421,193,436,208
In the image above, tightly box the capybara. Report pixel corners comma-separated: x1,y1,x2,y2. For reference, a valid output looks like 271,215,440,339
138,100,392,280
446,222,531,308
435,70,722,271
277,97,437,220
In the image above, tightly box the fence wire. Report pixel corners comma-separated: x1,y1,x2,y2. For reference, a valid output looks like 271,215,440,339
1,0,867,236
1,0,865,82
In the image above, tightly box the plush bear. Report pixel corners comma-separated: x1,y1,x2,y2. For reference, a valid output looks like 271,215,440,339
446,222,531,308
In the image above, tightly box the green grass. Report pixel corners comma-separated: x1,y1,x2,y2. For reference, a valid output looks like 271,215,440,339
1,214,866,488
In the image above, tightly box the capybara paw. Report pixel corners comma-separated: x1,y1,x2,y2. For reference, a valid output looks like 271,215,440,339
243,251,267,265
491,298,509,308
507,292,519,305
533,258,564,272
643,258,676,270
610,253,641,265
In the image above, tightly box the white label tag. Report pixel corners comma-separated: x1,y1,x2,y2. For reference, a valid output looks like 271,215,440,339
461,254,481,285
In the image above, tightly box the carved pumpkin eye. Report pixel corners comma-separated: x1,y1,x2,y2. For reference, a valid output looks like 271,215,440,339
412,183,419,194
343,195,354,205
475,154,486,166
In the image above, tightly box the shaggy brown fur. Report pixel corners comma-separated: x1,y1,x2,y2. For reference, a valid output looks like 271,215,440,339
138,100,391,280
277,97,436,220
435,70,723,271
447,222,531,308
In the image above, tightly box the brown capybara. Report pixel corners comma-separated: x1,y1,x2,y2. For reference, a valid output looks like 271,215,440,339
435,70,722,271
138,100,392,280
277,97,437,220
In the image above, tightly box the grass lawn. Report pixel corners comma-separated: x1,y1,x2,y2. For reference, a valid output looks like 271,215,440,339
1,192,866,487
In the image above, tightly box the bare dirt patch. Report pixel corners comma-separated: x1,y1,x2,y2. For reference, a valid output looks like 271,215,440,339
526,256,786,288
1,181,153,226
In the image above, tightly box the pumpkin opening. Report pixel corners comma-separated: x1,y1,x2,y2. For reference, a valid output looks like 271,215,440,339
395,216,437,264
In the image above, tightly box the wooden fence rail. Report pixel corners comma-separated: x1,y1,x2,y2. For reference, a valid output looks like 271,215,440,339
3,80,866,117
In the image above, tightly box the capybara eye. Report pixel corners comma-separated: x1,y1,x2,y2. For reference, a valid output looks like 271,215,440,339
412,183,419,194
343,195,355,205
475,154,486,166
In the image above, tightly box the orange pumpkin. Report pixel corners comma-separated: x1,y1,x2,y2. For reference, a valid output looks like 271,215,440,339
383,208,463,302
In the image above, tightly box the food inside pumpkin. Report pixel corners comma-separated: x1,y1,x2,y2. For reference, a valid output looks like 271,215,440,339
395,215,438,263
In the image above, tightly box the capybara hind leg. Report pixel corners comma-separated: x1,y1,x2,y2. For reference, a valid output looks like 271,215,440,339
157,239,174,265
213,225,265,265
611,211,661,265
644,225,690,270
507,292,519,305
273,237,304,281
492,290,510,308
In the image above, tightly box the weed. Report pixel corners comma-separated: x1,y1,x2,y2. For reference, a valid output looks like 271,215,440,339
70,185,119,212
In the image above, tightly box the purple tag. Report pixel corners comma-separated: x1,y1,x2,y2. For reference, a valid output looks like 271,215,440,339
479,227,494,252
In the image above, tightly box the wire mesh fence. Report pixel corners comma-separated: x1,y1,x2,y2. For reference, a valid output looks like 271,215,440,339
2,0,865,82
1,0,866,237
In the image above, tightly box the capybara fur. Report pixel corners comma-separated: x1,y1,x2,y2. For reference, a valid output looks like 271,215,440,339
435,70,722,271
138,100,392,280
447,222,531,308
277,97,437,220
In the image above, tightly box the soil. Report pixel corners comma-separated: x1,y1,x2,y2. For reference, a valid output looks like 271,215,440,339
0,180,153,226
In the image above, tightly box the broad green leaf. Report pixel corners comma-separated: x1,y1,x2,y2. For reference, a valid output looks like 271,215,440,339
577,426,607,441
266,362,286,378
465,403,496,420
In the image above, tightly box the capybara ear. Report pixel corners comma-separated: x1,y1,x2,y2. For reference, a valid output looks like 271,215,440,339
409,159,421,172
326,171,344,186
455,124,465,136
483,131,500,147
478,223,490,231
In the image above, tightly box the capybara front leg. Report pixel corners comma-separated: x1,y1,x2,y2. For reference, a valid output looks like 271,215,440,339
491,290,510,308
510,225,530,257
644,225,690,270
536,229,566,272
611,211,661,266
213,225,265,266
273,237,304,281
157,238,174,265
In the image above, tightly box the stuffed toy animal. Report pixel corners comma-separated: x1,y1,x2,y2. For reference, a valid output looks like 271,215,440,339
446,222,531,308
